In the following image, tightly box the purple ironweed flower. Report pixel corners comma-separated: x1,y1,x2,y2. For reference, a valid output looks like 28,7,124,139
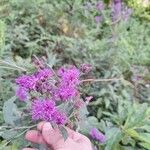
90,128,106,143
95,16,102,24
16,87,28,101
55,84,77,101
35,81,52,94
32,99,56,121
32,99,44,120
16,75,37,90
122,7,132,21
81,64,92,74
34,68,53,80
96,1,105,11
112,0,122,22
32,99,67,125
58,66,80,85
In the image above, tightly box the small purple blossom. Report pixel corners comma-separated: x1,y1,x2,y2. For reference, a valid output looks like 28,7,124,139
81,64,92,74
95,16,102,24
35,68,53,80
58,66,80,85
16,75,37,90
16,87,28,101
32,99,67,125
96,1,105,11
55,85,77,101
90,128,106,143
112,0,122,22
112,0,132,22
32,99,44,120
122,7,132,21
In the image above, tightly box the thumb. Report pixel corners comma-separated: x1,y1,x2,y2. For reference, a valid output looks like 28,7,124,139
42,122,75,149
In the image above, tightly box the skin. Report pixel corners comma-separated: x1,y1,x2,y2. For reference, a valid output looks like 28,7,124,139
23,122,93,150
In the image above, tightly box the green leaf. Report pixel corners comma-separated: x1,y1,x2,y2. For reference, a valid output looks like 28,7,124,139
0,20,5,57
2,96,21,125
78,105,89,119
138,133,150,144
122,135,136,147
126,129,139,138
105,127,123,150
1,129,18,140
139,125,150,132
79,116,99,134
146,107,150,116
139,142,150,150
126,129,150,144
124,103,148,129
59,126,68,141
104,98,110,109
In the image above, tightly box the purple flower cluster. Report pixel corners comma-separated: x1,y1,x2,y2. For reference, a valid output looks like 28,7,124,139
58,66,80,85
112,0,122,22
16,75,37,90
90,128,106,143
96,1,105,11
32,99,66,125
15,69,53,101
55,66,80,101
15,65,83,125
86,0,132,24
95,1,105,24
16,87,28,101
112,0,132,22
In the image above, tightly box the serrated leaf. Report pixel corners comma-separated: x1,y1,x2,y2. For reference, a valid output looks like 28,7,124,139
126,129,139,138
1,130,17,140
122,135,136,147
139,142,150,150
105,127,123,150
126,129,150,144
79,116,99,134
139,125,150,132
2,96,21,125
78,105,89,119
105,98,110,109
138,133,150,144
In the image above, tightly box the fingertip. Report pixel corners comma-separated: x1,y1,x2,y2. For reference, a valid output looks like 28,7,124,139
37,121,46,131
42,122,53,132
25,130,44,144
25,130,36,140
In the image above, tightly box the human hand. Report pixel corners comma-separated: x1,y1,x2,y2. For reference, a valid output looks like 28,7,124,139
23,122,93,150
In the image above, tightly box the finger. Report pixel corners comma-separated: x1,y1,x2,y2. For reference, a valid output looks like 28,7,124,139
65,127,89,143
37,121,46,131
42,122,75,149
25,130,45,144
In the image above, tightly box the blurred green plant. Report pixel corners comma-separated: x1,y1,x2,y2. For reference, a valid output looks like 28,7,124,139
0,0,149,150
0,20,5,57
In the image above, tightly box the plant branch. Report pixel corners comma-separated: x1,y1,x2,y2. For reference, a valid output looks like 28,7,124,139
81,78,122,83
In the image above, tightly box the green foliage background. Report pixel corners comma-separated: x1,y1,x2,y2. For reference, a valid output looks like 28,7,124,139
0,0,150,150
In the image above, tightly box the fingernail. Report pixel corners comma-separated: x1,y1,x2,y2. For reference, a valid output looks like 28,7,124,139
43,122,53,131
